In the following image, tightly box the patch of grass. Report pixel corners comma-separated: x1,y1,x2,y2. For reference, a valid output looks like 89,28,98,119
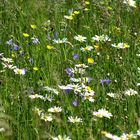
0,0,140,139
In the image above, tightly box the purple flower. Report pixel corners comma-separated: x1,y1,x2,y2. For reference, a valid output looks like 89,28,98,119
13,44,21,50
46,35,52,40
87,77,92,83
100,79,111,85
29,58,34,64
31,37,39,44
6,39,13,46
106,79,111,84
64,89,72,93
72,53,78,60
100,79,105,85
53,32,59,38
65,67,73,77
72,99,79,106
10,48,13,51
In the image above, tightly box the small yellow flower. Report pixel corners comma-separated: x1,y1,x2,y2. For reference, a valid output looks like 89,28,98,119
88,58,94,64
33,67,39,71
11,53,16,58
124,43,130,48
31,24,37,29
85,1,90,5
94,45,99,49
86,86,91,91
46,45,54,50
101,131,107,135
73,10,80,15
23,33,29,37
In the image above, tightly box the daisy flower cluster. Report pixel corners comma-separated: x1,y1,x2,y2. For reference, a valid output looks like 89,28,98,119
34,107,53,122
0,53,26,75
101,130,140,140
111,43,130,49
34,106,62,123
59,63,95,103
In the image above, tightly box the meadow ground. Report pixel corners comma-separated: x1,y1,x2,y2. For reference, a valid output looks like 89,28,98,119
0,0,140,140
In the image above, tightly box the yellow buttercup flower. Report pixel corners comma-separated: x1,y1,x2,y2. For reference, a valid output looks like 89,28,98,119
94,45,99,49
31,24,37,29
46,45,54,50
11,53,16,58
124,43,130,48
87,86,91,91
85,1,90,5
88,58,94,64
23,33,29,37
101,131,107,135
33,67,39,71
73,10,80,15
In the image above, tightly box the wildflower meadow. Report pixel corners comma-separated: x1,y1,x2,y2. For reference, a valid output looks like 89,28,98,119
0,0,140,140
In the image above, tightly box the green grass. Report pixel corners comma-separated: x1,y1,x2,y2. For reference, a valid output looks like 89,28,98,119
0,0,140,139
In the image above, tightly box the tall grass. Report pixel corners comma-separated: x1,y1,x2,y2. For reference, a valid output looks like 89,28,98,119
0,0,140,139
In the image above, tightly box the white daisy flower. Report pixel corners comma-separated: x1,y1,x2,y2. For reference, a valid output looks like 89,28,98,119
123,0,136,8
74,35,87,42
83,96,95,102
14,68,26,75
41,114,53,122
93,108,113,119
107,93,116,98
28,94,44,100
52,135,72,140
34,107,43,116
80,45,93,52
92,35,111,42
75,64,88,68
72,67,86,74
2,63,17,69
58,84,73,90
68,116,82,123
48,106,62,113
124,88,138,96
53,38,67,44
1,57,13,63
